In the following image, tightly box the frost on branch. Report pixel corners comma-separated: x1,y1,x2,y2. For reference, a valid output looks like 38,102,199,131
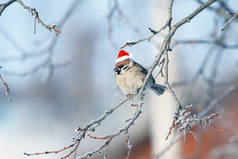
166,105,221,141
0,73,11,102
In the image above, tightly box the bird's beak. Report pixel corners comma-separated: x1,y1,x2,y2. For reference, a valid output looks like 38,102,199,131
114,67,119,72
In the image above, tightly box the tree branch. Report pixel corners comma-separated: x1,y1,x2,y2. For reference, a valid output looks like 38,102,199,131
15,0,60,35
0,0,16,16
0,73,11,101
139,0,217,104
154,85,237,158
221,13,238,31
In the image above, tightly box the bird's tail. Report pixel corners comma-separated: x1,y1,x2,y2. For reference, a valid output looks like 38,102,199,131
150,84,166,96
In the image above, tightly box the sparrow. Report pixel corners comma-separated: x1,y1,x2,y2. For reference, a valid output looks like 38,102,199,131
114,50,166,99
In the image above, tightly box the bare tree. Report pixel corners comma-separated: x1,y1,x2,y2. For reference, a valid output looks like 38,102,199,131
0,0,238,159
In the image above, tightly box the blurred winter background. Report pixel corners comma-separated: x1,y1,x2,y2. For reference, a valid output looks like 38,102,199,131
0,0,238,159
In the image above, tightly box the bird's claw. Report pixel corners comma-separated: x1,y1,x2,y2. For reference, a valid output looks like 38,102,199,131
127,94,133,100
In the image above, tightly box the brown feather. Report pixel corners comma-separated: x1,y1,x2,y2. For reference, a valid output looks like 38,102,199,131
115,59,130,68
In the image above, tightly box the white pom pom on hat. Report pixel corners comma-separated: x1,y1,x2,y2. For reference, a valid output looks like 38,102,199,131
115,50,133,64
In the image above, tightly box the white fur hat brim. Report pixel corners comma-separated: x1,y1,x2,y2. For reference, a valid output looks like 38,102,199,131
115,53,133,63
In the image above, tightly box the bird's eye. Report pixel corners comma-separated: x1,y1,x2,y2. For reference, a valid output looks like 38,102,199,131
122,66,129,70
118,65,123,69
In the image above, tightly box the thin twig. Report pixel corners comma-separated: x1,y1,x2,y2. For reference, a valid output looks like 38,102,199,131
154,85,236,159
76,102,143,159
107,0,140,49
1,0,83,78
0,0,16,16
24,142,76,156
24,97,129,158
125,131,132,159
0,74,11,102
120,24,168,49
221,13,238,31
139,0,217,101
162,0,182,111
198,85,237,118
15,0,60,35
172,39,238,49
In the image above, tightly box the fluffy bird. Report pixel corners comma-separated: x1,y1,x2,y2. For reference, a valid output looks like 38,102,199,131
114,50,166,98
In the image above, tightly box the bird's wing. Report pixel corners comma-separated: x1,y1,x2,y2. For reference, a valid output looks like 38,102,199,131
134,61,155,84
134,62,148,74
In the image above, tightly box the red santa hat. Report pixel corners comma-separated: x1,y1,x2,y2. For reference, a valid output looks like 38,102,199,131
116,50,133,63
